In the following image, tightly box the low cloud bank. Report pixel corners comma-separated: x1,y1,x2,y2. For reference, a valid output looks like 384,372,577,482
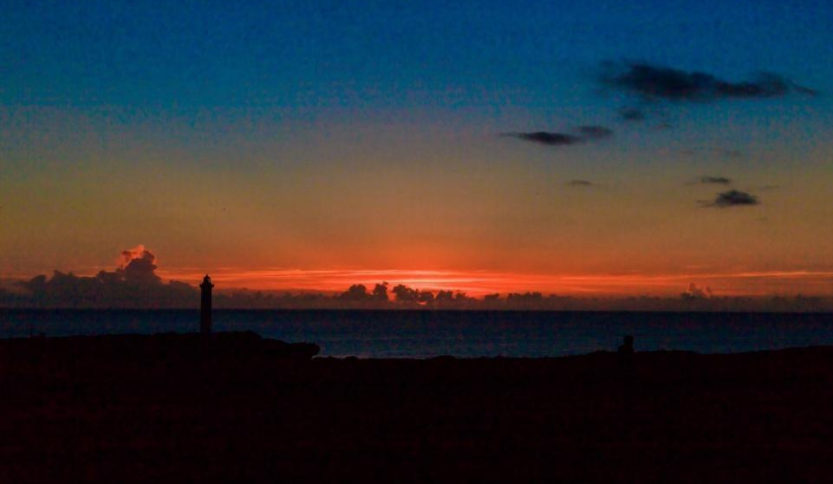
2,273,829,312
0,248,828,311
4,246,197,308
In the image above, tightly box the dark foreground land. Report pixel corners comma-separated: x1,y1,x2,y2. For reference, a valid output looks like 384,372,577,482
2,333,833,483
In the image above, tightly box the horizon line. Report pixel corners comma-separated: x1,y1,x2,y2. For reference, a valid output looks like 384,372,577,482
6,267,833,298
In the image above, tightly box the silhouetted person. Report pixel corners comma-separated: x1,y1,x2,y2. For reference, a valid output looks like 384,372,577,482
618,335,634,355
200,274,214,335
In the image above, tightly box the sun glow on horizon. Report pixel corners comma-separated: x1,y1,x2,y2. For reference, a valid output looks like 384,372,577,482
155,268,833,297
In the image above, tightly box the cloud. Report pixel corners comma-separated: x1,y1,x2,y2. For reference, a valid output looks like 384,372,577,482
602,62,818,102
682,148,743,158
11,247,196,308
566,179,594,187
503,132,583,146
118,245,161,286
681,283,712,300
577,126,613,139
121,244,153,265
704,190,761,208
699,176,732,185
618,107,646,122
502,126,614,147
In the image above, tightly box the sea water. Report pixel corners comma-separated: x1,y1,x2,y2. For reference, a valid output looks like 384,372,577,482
1,309,832,358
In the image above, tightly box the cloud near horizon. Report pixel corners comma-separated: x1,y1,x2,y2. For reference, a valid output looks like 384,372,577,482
118,245,162,286
8,246,195,308
699,176,732,185
5,261,833,309
704,190,761,208
682,283,712,300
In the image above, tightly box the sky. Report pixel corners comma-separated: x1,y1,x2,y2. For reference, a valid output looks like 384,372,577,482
2,0,833,297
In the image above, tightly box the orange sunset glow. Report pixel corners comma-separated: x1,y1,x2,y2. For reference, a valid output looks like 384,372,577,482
156,267,833,297
2,0,833,309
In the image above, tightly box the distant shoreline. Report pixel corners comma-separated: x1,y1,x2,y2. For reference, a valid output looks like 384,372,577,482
3,310,833,358
3,306,833,313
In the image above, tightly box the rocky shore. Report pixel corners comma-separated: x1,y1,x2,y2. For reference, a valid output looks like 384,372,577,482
2,333,833,483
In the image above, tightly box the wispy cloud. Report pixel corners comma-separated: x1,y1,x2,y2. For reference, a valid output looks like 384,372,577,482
566,179,595,187
680,148,744,159
601,62,818,102
502,131,583,146
502,126,614,147
699,176,732,185
618,107,646,122
577,126,613,139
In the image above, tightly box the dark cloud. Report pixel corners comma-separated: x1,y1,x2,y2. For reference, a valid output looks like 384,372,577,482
337,283,390,307
700,176,732,185
9,247,196,308
566,179,594,187
503,132,583,146
118,246,161,286
618,107,646,122
4,276,831,311
602,62,818,102
577,126,613,139
705,190,761,208
503,126,614,147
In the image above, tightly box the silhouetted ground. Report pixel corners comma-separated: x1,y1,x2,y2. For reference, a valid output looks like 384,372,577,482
2,332,833,483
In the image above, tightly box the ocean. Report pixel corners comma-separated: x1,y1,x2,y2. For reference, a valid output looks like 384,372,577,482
1,309,832,358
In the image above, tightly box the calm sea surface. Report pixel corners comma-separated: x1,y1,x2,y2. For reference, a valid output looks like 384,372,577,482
1,309,832,358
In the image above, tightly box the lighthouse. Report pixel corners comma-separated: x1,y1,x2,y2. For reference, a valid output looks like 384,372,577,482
200,274,214,335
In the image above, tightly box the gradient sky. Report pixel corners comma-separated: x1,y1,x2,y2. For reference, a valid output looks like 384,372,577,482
2,0,833,296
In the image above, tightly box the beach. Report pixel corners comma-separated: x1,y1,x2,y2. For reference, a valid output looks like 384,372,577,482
2,333,833,483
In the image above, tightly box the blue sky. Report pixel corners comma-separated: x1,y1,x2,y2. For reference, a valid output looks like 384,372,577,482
4,0,831,110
